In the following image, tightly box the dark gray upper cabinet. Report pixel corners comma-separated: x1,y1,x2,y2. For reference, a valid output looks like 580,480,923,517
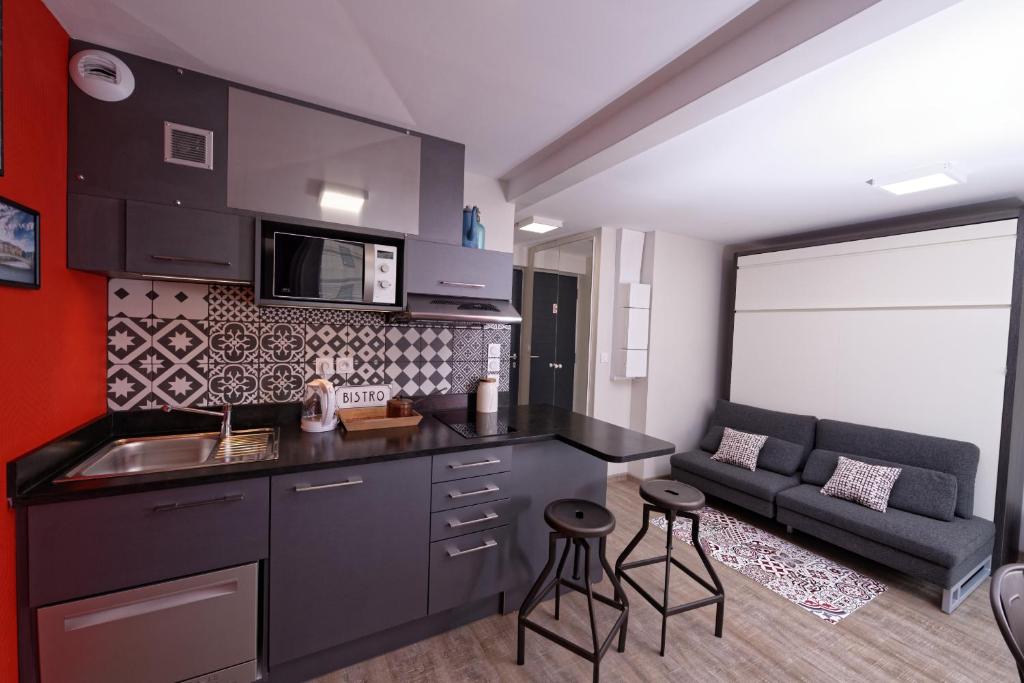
418,136,466,245
404,238,514,300
125,201,254,282
67,41,227,211
269,458,431,666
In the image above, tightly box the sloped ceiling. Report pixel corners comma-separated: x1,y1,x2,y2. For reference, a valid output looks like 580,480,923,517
43,0,757,176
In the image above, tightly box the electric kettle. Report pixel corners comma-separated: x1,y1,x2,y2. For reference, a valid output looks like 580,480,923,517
301,378,338,432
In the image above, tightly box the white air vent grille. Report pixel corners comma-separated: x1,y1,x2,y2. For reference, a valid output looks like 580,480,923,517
80,55,119,83
164,122,214,170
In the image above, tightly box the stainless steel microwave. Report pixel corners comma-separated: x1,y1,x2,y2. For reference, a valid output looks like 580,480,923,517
256,219,402,308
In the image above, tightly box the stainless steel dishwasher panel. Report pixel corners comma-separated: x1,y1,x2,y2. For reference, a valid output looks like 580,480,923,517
37,563,258,683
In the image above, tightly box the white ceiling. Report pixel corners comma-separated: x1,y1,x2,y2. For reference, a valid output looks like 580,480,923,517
518,0,1024,245
43,0,757,177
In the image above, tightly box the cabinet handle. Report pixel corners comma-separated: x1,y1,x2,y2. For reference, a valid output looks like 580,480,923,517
150,254,232,267
447,538,498,558
448,483,499,499
439,281,485,288
448,511,499,528
152,494,244,512
449,457,501,470
294,477,363,492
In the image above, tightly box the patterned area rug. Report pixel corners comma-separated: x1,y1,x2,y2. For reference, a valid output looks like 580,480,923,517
650,507,886,623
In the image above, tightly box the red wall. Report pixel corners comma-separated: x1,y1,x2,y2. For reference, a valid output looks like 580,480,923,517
0,0,107,677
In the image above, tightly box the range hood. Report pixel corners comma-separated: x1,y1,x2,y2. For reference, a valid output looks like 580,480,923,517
400,293,522,324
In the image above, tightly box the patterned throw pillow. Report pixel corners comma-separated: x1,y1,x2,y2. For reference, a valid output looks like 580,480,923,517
821,456,902,512
711,428,767,471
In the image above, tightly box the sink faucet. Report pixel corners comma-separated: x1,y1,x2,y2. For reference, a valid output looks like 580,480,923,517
161,404,233,439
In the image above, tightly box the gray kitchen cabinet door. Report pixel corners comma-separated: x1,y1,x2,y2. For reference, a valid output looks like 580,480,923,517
125,200,254,282
404,238,513,300
269,457,431,666
428,525,512,614
68,41,228,211
418,136,465,245
67,193,125,273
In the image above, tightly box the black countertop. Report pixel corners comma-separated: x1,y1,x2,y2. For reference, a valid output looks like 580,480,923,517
9,402,675,506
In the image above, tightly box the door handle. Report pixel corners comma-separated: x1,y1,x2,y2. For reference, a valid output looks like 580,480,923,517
152,494,244,512
294,477,363,492
448,483,499,499
447,538,498,558
63,580,238,631
150,254,232,267
439,281,486,288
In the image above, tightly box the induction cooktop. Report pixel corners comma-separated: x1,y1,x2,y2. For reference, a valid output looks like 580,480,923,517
434,411,516,438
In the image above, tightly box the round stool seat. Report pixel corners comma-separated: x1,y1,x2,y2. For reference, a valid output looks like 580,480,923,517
639,479,705,513
544,499,616,538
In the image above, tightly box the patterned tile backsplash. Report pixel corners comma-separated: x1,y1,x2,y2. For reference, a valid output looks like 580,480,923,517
106,279,511,411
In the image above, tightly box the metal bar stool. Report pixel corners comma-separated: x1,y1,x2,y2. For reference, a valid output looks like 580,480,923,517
517,499,629,683
615,479,725,656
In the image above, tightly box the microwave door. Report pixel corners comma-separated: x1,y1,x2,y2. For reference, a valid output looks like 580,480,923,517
319,239,364,302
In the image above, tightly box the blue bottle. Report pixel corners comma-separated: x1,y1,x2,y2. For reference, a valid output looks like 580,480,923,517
462,206,485,249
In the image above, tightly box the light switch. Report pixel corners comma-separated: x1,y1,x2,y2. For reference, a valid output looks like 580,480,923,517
600,352,610,364
336,353,354,375
315,356,334,378
487,357,501,372
487,343,501,358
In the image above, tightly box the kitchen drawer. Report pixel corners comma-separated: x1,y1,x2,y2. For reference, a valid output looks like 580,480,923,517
429,525,512,614
430,497,512,541
125,200,254,282
28,478,269,606
431,446,512,482
37,563,257,683
431,471,511,512
404,238,513,300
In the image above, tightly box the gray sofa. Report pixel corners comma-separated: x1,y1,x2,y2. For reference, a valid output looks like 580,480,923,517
670,400,995,613
670,400,816,517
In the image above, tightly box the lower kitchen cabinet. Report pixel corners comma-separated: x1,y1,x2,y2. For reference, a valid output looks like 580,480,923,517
428,525,512,614
268,457,432,666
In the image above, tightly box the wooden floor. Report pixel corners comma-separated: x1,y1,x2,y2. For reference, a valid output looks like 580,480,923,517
314,478,1017,682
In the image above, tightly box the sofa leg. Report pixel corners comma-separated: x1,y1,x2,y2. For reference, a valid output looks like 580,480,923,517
941,556,992,614
785,525,793,534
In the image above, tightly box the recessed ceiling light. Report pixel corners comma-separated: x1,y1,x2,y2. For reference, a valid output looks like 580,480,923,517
319,184,367,212
516,216,562,233
867,163,964,196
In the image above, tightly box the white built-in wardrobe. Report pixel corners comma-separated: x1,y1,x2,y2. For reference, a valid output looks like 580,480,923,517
730,219,1017,520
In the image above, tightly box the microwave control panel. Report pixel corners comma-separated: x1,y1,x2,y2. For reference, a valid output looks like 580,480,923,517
370,244,399,304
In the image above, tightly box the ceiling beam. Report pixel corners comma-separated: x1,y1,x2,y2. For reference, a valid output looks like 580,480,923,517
503,0,963,210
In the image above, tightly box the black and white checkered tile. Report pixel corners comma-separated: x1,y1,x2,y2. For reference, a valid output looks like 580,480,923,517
107,279,512,410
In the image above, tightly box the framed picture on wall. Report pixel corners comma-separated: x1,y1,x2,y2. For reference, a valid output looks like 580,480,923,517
0,196,40,289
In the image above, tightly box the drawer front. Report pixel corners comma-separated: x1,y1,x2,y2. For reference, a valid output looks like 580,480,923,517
430,498,512,541
431,471,511,512
28,478,269,606
429,525,512,614
37,563,257,683
404,239,513,300
125,200,254,282
431,446,512,482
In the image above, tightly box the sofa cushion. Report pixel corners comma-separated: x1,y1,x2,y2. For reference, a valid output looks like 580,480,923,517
706,400,816,455
803,449,958,521
700,424,806,476
776,484,993,568
820,456,902,513
710,428,766,471
815,419,978,519
670,450,801,502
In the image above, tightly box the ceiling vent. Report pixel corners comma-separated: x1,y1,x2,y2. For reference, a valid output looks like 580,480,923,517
69,49,135,102
164,122,214,170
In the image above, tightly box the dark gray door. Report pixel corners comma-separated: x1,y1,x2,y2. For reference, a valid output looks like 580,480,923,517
268,458,431,666
529,272,577,409
510,268,523,406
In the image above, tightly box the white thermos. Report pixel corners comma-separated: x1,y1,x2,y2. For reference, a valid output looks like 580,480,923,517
476,377,498,414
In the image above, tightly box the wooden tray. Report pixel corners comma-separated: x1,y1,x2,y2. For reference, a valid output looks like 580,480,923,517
337,406,423,432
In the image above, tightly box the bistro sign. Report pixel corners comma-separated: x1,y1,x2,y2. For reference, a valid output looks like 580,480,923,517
336,384,392,408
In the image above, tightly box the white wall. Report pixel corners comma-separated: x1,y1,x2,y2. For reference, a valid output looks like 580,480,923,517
731,219,1016,520
627,231,724,479
464,172,514,253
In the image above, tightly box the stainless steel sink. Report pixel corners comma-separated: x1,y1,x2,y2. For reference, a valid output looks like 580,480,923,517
55,428,280,482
